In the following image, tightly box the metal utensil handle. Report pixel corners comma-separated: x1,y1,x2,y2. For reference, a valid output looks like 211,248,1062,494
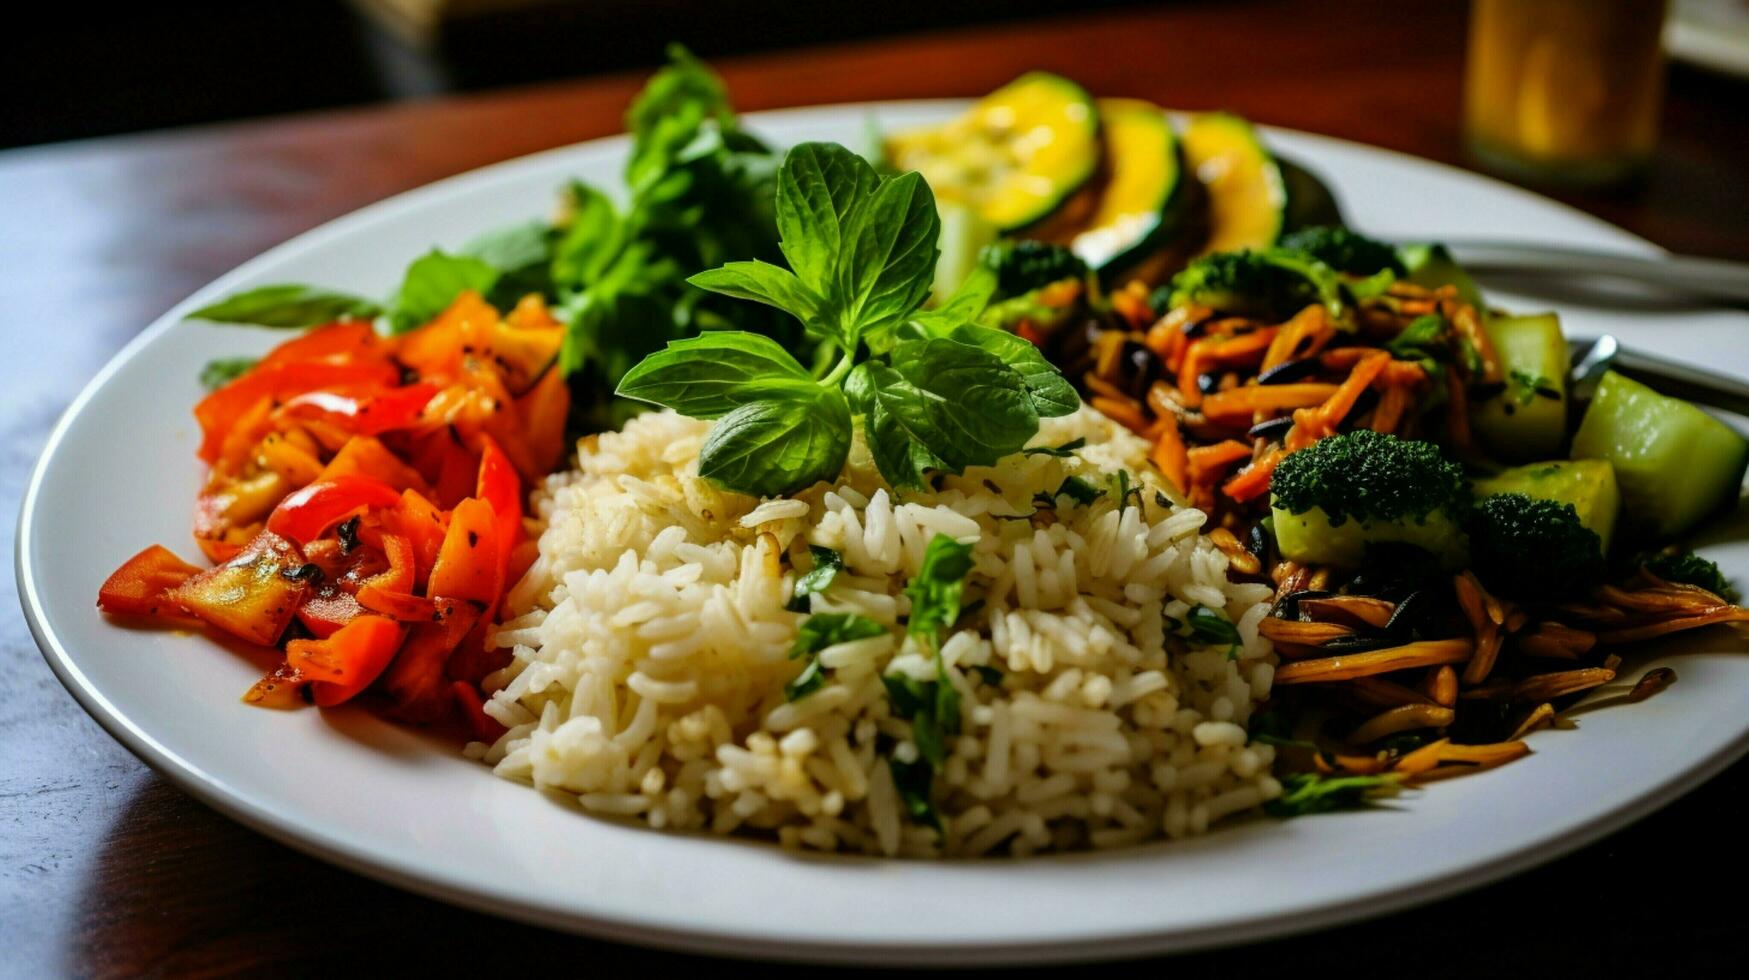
1572,339,1749,419
1451,242,1749,304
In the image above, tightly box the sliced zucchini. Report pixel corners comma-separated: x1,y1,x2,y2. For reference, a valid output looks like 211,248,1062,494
1570,370,1749,539
1279,156,1344,232
885,72,1100,232
1474,459,1620,554
1472,312,1568,461
1181,112,1286,255
1065,99,1190,277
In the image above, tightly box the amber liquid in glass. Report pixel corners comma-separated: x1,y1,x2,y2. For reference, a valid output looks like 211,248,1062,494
1465,0,1668,187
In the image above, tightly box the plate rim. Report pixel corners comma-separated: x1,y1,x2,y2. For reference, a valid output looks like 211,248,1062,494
17,99,1739,966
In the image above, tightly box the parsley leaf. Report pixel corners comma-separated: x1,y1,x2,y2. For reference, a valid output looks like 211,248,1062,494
1053,476,1105,506
786,545,844,613
888,755,942,832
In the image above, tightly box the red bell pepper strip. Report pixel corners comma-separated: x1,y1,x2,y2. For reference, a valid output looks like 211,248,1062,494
194,360,399,462
97,545,205,618
475,435,523,589
276,383,439,436
356,585,443,622
285,613,407,707
317,436,432,496
426,497,500,604
295,589,365,639
452,680,507,742
257,321,383,369
166,530,310,646
368,533,416,595
379,600,482,721
380,489,448,584
265,475,403,546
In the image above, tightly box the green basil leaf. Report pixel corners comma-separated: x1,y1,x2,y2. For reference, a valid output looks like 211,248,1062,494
786,545,845,612
687,260,822,323
886,337,1037,469
552,182,627,290
1053,476,1105,506
846,362,948,490
835,171,939,343
199,356,259,391
785,611,886,701
391,250,500,334
887,755,942,831
948,324,1079,418
697,388,852,497
617,331,817,419
562,289,677,388
1023,438,1086,458
903,265,998,341
185,284,383,328
775,142,881,295
906,533,975,644
1185,604,1242,659
463,220,554,308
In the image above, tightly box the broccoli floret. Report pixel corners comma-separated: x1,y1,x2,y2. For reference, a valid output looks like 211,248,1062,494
1279,226,1405,276
978,240,1088,301
1163,248,1344,322
1469,493,1604,600
1641,549,1736,600
1270,431,1472,568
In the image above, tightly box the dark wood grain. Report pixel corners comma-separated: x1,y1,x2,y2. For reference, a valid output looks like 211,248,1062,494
4,1,1746,975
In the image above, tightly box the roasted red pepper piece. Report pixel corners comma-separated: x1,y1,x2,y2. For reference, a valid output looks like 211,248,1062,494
257,321,384,369
379,599,482,721
195,360,399,462
265,475,403,546
475,435,523,589
285,613,407,707
380,489,448,584
275,383,439,437
97,545,205,618
426,497,500,604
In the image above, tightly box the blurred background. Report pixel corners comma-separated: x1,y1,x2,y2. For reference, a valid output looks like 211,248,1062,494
3,0,1157,149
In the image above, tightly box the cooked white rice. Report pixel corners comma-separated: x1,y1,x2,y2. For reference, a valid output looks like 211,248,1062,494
475,405,1281,856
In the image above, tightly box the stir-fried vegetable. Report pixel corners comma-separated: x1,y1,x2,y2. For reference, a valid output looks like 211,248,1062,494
99,286,555,723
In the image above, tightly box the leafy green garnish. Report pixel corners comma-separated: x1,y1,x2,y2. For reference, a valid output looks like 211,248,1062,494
1023,437,1086,458
1507,368,1560,406
1184,604,1242,658
1053,476,1105,506
786,545,845,612
1265,772,1402,818
390,250,500,334
878,534,976,830
785,612,886,701
618,141,1075,497
185,285,384,328
199,356,259,391
887,755,942,832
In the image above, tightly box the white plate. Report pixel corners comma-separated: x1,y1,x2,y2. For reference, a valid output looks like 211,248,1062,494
18,101,1749,965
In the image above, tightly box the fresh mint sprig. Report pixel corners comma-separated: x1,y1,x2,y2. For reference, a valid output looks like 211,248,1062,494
616,141,1076,498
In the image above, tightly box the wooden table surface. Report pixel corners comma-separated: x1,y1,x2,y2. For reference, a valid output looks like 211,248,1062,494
5,1,1746,974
